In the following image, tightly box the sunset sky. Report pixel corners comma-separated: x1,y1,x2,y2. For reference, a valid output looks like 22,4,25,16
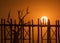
0,0,60,24
0,0,60,43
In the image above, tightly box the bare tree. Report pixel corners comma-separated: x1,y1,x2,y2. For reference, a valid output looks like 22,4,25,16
7,7,30,43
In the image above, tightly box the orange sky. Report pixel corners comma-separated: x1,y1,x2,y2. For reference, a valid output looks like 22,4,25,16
0,0,60,24
0,0,60,43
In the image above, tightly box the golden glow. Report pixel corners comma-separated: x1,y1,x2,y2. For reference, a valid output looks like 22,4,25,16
40,16,48,24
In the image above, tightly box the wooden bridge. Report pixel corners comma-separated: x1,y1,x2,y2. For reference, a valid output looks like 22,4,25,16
0,18,60,43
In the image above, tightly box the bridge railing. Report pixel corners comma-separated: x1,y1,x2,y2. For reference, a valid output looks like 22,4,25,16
0,18,60,43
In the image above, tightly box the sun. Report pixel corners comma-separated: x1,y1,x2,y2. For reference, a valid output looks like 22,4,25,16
40,16,48,24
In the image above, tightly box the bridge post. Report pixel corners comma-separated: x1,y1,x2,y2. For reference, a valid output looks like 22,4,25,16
10,19,12,43
41,20,43,43
1,19,3,43
56,20,57,43
57,20,60,43
47,19,51,43
4,19,6,43
38,19,39,43
29,22,31,43
32,20,34,43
